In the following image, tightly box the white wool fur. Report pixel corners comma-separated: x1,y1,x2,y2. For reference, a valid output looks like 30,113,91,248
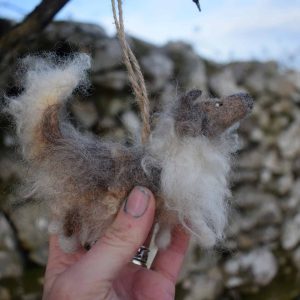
8,53,90,159
149,116,234,248
155,225,172,249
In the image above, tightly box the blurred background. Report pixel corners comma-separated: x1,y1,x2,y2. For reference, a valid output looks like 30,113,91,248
0,0,300,299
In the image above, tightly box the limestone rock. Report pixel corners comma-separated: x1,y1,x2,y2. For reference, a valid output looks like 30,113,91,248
183,268,223,300
224,248,278,287
92,38,123,72
0,251,22,279
93,70,128,90
0,213,17,251
141,52,174,91
9,202,49,266
165,42,207,90
45,21,107,46
292,246,300,270
0,286,10,300
209,67,246,96
71,99,99,129
281,214,300,250
278,118,300,158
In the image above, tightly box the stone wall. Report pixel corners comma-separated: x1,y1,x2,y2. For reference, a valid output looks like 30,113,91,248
0,20,300,300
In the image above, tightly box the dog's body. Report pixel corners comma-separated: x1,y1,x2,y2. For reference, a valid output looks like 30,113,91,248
7,54,253,252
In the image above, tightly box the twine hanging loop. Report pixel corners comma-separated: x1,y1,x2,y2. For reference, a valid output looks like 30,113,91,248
111,0,151,144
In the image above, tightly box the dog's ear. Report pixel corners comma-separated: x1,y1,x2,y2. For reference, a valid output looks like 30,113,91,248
174,89,205,137
179,89,202,106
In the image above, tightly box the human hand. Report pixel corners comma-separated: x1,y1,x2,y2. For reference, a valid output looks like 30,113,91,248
42,187,190,300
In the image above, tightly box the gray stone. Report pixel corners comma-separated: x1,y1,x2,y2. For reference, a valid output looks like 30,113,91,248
98,116,117,131
288,180,300,208
234,188,277,210
260,168,273,184
237,234,255,250
249,128,264,143
0,251,22,279
267,74,297,97
232,170,258,184
255,199,282,225
292,246,300,270
185,59,207,91
121,111,140,136
275,174,294,195
92,38,123,72
255,226,280,244
165,42,207,90
224,248,278,287
45,21,107,45
245,69,266,94
0,157,25,182
107,97,129,116
141,52,174,91
287,70,300,91
183,268,223,300
180,241,220,279
0,213,17,251
271,99,295,115
261,151,292,176
3,134,17,147
71,99,98,129
209,68,246,96
281,214,300,250
278,118,300,158
158,84,177,107
226,277,245,288
244,62,278,94
234,213,257,232
237,151,264,170
93,70,128,90
0,215,22,279
22,293,42,300
0,286,10,300
9,202,49,266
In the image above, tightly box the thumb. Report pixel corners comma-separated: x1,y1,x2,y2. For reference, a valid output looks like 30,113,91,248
69,186,155,283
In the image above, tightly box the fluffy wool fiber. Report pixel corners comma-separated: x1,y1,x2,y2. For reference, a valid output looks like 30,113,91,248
7,53,253,252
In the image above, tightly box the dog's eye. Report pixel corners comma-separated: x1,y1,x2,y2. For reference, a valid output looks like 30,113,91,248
215,102,223,108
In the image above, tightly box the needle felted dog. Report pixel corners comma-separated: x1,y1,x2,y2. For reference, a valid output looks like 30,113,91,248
7,53,253,252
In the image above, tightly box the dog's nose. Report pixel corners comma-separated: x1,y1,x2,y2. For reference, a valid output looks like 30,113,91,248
230,93,254,111
240,93,254,111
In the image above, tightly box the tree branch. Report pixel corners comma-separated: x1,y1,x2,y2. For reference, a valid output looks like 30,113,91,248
0,0,70,59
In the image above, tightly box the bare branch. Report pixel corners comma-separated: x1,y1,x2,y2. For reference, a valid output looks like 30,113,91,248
0,0,70,59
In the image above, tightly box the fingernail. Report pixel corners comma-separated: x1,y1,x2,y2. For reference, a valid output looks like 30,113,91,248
124,187,150,218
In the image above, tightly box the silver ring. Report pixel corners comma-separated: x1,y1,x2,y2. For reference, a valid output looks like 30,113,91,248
132,246,150,268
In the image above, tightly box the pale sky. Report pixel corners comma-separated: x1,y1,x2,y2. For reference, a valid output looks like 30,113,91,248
1,0,300,68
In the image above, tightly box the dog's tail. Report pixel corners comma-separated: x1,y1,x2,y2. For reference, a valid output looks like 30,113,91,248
7,53,90,159
6,54,117,203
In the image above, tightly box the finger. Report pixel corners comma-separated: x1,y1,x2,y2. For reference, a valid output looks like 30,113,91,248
69,186,155,283
151,226,190,284
44,235,85,297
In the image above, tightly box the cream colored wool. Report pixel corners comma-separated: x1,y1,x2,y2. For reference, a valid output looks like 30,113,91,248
149,118,233,248
7,54,253,252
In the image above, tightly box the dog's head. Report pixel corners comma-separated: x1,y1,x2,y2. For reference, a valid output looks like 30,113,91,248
174,89,253,137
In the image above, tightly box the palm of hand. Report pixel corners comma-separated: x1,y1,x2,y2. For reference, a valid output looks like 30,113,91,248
44,228,188,300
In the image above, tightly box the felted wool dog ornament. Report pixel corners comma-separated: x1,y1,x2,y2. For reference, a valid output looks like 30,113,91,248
7,53,253,252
